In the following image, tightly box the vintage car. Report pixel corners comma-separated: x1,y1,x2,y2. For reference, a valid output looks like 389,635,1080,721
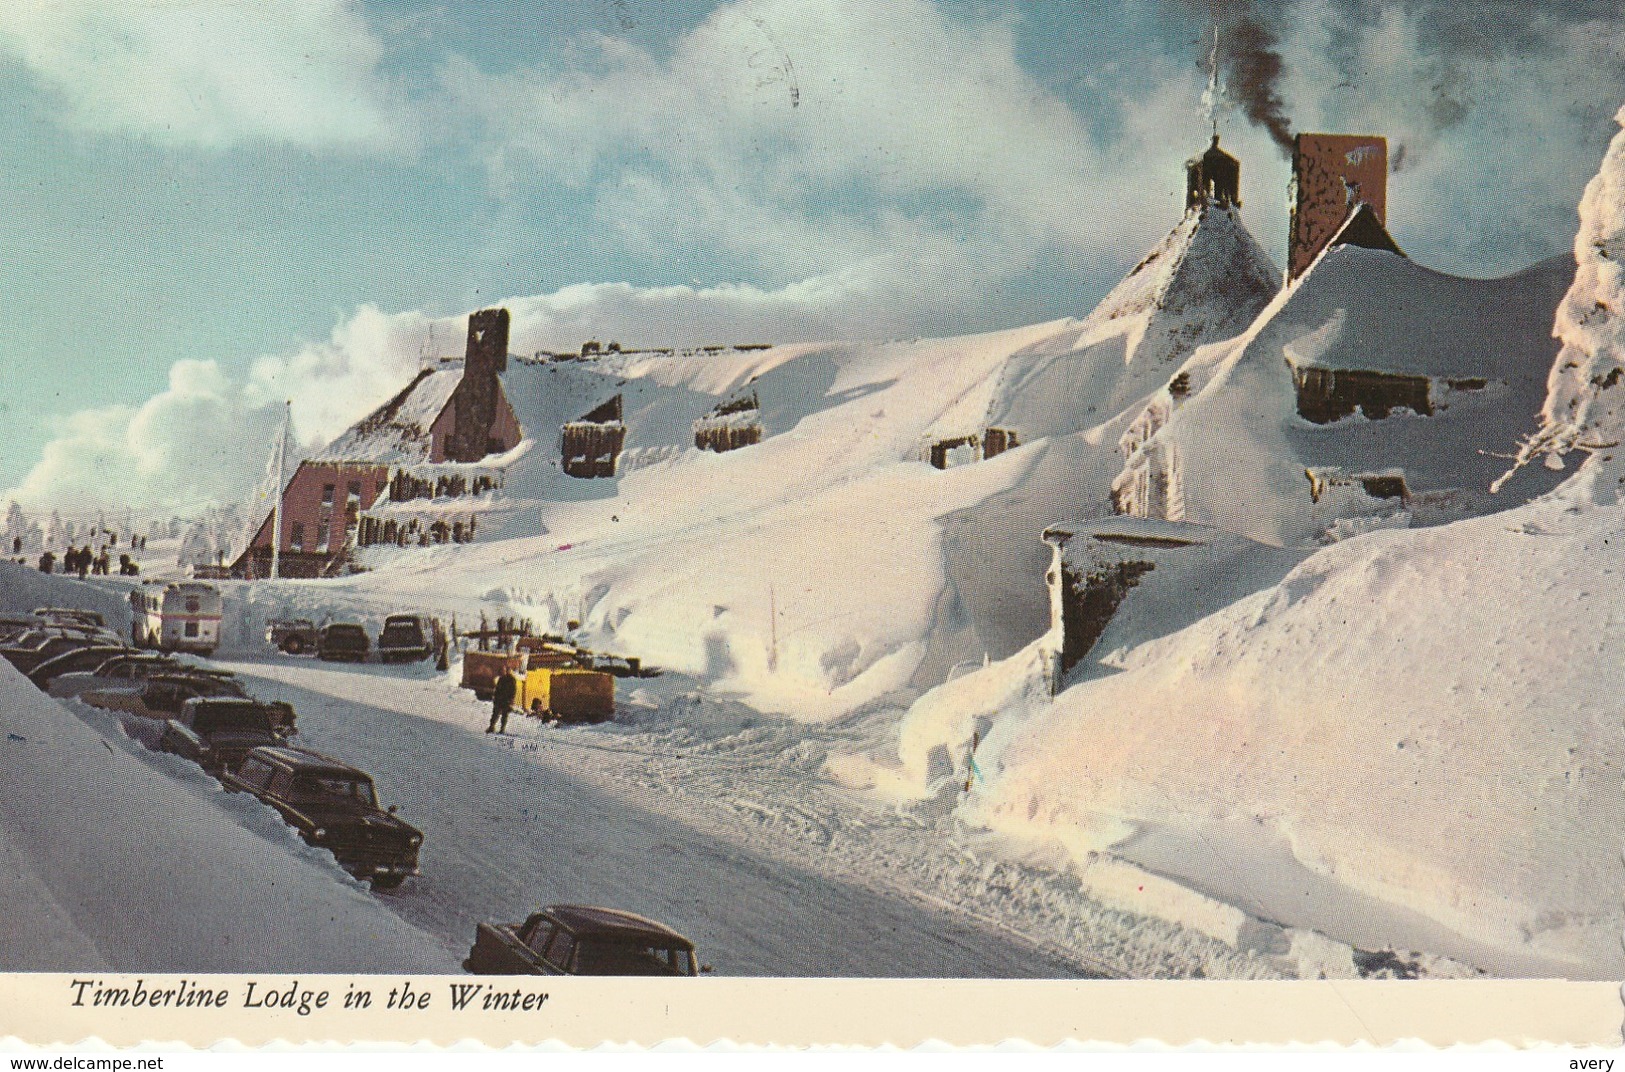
220,746,422,890
130,581,222,656
267,618,320,655
81,671,248,720
47,653,186,699
159,697,293,775
464,905,704,976
34,607,107,629
317,623,370,663
25,644,133,689
376,615,432,662
1,631,97,675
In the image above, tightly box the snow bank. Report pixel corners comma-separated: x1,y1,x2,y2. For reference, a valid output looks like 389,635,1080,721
0,560,132,631
0,661,456,971
968,497,1625,977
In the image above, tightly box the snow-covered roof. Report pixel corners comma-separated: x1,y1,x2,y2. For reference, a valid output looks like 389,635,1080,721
1278,250,1555,379
314,366,463,464
1112,240,1575,546
927,203,1281,444
1044,516,1221,548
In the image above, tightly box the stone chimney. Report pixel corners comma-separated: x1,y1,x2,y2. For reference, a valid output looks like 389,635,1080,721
445,307,510,463
1288,133,1389,281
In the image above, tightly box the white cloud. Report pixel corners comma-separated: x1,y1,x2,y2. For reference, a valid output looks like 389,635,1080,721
6,361,281,515
0,1,406,150
440,0,1206,282
4,263,1027,514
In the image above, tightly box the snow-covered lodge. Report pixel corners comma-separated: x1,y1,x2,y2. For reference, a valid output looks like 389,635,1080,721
234,309,524,577
233,304,780,577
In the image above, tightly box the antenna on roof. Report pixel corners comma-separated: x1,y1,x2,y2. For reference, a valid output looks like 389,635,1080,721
1204,23,1221,142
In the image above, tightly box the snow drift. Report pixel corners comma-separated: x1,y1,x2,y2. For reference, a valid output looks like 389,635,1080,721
941,107,1625,978
0,651,456,970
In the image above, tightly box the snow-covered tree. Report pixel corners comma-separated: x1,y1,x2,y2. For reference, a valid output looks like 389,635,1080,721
177,522,216,568
1505,103,1625,480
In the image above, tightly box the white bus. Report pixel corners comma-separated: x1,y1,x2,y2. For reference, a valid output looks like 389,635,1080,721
130,581,222,656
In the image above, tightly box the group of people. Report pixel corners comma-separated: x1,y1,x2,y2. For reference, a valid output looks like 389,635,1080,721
36,546,139,578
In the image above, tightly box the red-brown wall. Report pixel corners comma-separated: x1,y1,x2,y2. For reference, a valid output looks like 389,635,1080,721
246,461,390,555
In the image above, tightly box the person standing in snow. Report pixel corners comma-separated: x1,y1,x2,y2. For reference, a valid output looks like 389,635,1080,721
487,667,519,734
38,550,53,574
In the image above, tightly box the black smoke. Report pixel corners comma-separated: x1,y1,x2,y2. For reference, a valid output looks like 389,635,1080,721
1173,0,1625,162
1180,1,1295,155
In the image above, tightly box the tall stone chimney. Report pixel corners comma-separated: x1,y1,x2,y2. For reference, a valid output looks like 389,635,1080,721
445,307,510,463
1288,133,1389,281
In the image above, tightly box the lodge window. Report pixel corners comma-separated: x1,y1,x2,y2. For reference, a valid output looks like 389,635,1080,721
290,522,305,552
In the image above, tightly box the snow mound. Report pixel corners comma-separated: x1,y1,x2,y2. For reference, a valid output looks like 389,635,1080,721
967,496,1625,978
0,561,132,630
0,648,455,971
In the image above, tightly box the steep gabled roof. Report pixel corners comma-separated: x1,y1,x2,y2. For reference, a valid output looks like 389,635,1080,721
315,367,463,463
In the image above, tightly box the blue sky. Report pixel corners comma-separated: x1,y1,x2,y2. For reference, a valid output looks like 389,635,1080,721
2,0,1621,513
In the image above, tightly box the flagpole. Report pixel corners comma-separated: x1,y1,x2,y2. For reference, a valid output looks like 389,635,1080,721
270,401,289,581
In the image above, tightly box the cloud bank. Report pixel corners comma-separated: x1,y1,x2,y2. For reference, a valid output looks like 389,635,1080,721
0,1,405,150
4,266,1014,514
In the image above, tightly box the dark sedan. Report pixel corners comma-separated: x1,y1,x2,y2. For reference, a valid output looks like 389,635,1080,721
317,623,370,662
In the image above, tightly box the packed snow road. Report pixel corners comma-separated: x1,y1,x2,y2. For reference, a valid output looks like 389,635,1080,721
216,655,1104,978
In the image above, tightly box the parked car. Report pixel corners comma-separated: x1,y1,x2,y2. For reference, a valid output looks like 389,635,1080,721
159,697,293,776
14,618,126,648
268,618,320,656
25,644,133,690
35,607,107,629
81,672,248,720
464,905,704,976
1,632,96,674
317,623,370,662
220,746,422,890
47,653,186,699
376,615,431,662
